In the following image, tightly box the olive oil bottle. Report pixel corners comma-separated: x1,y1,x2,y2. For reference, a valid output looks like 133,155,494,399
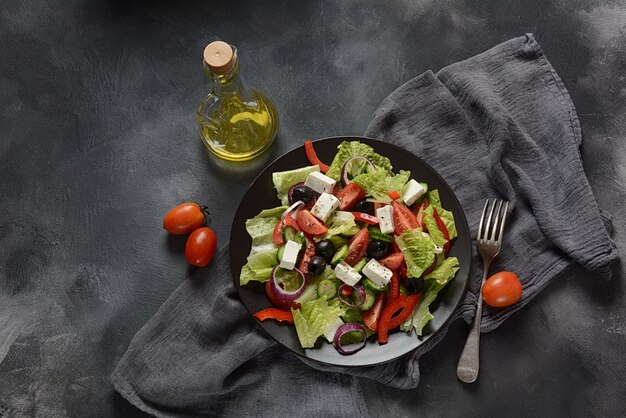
196,41,279,161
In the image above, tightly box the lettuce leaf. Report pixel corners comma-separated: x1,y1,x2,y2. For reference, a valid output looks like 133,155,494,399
400,257,459,335
245,206,287,246
324,211,357,238
426,189,457,240
352,168,411,204
272,166,320,205
395,229,435,278
239,249,278,285
292,297,344,348
326,141,393,181
422,206,447,249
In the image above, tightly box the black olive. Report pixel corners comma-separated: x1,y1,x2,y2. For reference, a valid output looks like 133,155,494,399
406,277,425,294
366,240,390,259
308,256,327,276
315,239,335,262
354,199,375,215
290,185,314,204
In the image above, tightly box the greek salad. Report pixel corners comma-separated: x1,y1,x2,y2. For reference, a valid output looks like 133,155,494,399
240,140,459,355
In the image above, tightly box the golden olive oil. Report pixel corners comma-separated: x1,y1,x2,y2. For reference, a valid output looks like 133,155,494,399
196,41,278,162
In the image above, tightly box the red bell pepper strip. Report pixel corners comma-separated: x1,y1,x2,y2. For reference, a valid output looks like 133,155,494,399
304,141,330,173
377,293,420,344
388,272,400,304
388,190,401,200
432,208,451,254
352,212,380,225
253,308,294,324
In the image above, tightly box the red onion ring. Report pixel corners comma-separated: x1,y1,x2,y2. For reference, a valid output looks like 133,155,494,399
338,284,366,308
341,156,375,186
333,323,367,355
281,200,304,221
270,265,306,301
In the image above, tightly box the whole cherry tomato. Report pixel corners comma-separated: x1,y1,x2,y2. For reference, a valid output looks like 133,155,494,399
163,202,207,235
185,227,217,267
482,271,523,308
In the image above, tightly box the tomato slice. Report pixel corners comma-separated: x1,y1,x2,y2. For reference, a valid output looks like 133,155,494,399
297,233,316,274
304,141,330,173
378,252,404,271
343,228,369,266
296,209,328,236
265,282,301,310
336,183,366,211
362,292,385,331
392,201,419,235
253,308,294,324
410,198,429,228
271,219,286,245
352,212,380,225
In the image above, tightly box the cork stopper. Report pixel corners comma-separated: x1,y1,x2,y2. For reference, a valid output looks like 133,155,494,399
203,41,235,75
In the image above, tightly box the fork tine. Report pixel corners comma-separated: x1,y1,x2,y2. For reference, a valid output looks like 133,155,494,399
483,199,497,241
477,199,490,240
489,200,503,241
495,201,509,244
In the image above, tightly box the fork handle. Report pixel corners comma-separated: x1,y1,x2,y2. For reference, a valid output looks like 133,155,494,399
457,261,490,383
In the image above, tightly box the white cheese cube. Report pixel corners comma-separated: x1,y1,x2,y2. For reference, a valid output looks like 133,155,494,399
376,205,395,234
311,192,340,222
304,171,337,194
279,240,301,270
334,261,362,287
323,317,344,342
402,179,426,206
362,259,393,288
422,232,444,254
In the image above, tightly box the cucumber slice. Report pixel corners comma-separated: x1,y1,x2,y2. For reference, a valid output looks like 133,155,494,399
369,227,392,243
363,277,388,293
359,288,376,311
293,232,306,248
282,226,298,243
277,245,286,262
317,278,338,299
353,257,368,273
331,244,349,265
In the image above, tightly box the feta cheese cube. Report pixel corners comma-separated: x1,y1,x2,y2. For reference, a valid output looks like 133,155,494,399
362,259,393,288
279,240,302,270
323,317,344,342
311,192,340,222
304,171,337,194
402,179,426,206
334,261,362,287
376,205,395,234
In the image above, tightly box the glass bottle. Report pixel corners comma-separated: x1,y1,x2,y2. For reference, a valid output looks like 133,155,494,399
196,41,279,161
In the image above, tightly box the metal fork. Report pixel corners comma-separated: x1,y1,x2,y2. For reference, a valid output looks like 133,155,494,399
457,198,510,383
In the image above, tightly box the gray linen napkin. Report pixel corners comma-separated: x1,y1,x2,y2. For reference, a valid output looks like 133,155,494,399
111,34,617,416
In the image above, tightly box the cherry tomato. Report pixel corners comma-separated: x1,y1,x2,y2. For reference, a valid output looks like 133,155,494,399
378,252,404,271
362,292,385,331
265,282,301,310
185,227,217,267
296,209,328,236
163,202,206,235
392,201,419,235
336,182,367,211
482,271,523,308
343,228,369,266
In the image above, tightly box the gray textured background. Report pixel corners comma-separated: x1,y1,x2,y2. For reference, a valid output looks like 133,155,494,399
1,0,625,416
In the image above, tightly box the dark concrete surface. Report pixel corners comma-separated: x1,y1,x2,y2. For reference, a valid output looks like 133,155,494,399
1,0,625,417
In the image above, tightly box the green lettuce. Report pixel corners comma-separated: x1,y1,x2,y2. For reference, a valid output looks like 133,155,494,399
292,297,344,348
352,168,411,203
324,211,357,238
400,257,459,335
426,189,457,240
396,229,436,278
422,206,447,249
240,207,285,285
272,165,320,205
326,141,393,181
239,249,278,285
245,206,287,246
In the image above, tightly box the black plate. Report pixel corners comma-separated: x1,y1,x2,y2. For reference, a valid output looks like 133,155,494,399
230,136,471,367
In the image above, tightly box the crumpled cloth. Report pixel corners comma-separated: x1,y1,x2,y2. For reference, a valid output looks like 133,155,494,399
111,34,617,417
